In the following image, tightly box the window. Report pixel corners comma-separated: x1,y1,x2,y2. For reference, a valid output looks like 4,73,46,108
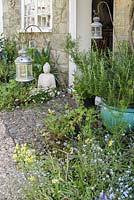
21,0,52,32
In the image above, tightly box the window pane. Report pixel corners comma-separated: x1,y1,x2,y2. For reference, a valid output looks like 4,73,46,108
24,0,35,26
22,0,52,31
24,16,35,27
37,0,51,28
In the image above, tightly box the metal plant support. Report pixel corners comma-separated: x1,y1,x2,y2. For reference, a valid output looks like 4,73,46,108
91,1,118,43
24,24,47,48
129,1,134,53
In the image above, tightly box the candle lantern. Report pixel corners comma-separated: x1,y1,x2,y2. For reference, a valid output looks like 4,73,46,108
15,49,34,82
91,16,102,39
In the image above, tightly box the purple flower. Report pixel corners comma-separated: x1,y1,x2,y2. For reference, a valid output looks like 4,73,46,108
95,190,114,200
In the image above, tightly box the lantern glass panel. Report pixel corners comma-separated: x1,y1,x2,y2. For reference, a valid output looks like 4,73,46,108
96,27,102,36
19,64,27,78
92,27,95,37
27,64,33,77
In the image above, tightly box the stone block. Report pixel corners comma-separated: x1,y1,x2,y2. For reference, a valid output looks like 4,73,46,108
57,50,68,65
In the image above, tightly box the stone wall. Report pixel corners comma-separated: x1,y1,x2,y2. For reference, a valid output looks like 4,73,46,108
114,0,131,48
3,0,21,36
2,0,69,86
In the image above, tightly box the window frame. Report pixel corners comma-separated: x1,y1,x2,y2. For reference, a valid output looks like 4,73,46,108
20,0,53,33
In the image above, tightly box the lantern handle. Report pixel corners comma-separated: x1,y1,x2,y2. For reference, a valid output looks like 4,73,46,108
24,24,47,47
96,1,118,43
24,24,43,33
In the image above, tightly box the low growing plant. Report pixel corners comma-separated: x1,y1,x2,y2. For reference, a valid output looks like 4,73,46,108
0,80,57,110
0,80,30,110
45,104,97,138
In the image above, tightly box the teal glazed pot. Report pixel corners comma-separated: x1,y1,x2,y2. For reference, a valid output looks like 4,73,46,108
100,102,134,131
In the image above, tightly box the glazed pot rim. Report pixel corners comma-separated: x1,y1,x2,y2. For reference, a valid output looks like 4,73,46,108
101,101,134,113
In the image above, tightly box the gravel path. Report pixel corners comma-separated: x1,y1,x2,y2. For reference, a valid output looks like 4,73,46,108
0,117,24,200
0,94,72,200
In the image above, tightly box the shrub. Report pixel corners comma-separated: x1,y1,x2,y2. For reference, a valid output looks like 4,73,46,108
0,36,18,82
66,35,134,108
0,80,30,110
45,105,96,138
65,34,108,101
0,80,57,110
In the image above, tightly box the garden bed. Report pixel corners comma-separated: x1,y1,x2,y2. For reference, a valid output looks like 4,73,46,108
0,92,72,200
11,94,134,200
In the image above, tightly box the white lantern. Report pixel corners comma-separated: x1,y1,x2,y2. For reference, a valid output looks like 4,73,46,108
15,49,34,82
91,17,102,39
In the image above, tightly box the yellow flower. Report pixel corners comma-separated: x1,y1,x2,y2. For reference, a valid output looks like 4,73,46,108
77,134,81,140
108,140,113,147
16,143,20,150
85,138,90,144
21,143,27,147
25,154,35,164
52,178,59,184
13,153,18,161
28,176,36,182
17,163,21,170
21,146,27,152
48,108,54,114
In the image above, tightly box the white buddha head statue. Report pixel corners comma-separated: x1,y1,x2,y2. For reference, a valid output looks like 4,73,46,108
43,62,51,74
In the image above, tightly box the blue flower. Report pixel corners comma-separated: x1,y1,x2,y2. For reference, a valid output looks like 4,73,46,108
95,190,114,200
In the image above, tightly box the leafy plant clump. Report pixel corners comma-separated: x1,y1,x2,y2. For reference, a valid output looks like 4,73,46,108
106,42,134,108
66,34,134,108
0,80,57,110
45,105,97,138
0,35,18,82
65,34,108,102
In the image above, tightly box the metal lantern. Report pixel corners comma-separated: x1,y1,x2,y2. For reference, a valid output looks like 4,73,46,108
15,49,34,82
91,16,102,39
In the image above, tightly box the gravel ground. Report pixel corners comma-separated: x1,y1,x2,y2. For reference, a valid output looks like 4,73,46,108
0,93,73,200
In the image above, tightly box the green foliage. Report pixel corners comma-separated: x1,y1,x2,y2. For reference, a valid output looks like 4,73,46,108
0,36,18,82
0,62,15,83
0,80,30,110
27,42,59,84
0,80,57,110
0,37,59,110
65,34,108,100
105,42,134,107
13,107,134,200
28,88,57,105
45,105,96,138
66,35,134,108
2,38,18,65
